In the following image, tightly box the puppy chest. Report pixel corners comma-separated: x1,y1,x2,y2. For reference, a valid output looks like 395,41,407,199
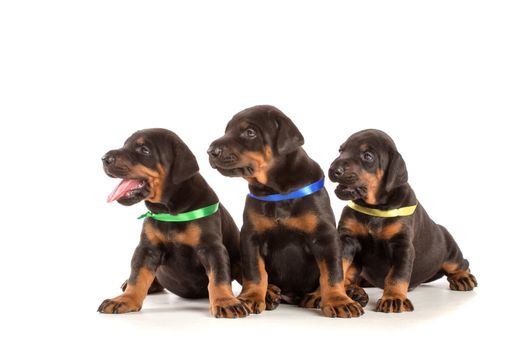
342,218,402,240
248,209,320,235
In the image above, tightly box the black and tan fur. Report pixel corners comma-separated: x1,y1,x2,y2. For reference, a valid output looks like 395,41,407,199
329,129,477,313
208,105,364,318
97,128,248,318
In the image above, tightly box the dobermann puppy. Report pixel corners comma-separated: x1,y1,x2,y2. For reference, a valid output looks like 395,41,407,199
329,129,478,313
98,128,249,318
208,105,364,318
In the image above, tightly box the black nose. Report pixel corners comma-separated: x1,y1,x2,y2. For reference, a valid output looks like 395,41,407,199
102,153,115,165
207,145,222,158
332,167,345,178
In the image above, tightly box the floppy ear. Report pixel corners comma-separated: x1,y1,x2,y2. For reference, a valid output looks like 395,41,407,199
170,141,199,184
384,151,408,192
272,110,304,155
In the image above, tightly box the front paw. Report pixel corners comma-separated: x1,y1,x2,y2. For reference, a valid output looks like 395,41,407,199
97,294,142,314
321,295,364,318
210,297,249,318
265,284,281,311
300,289,321,309
376,296,414,313
346,285,369,307
238,296,266,314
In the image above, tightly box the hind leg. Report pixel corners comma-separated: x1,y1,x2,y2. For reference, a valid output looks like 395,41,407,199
440,225,477,291
443,261,477,291
265,284,281,310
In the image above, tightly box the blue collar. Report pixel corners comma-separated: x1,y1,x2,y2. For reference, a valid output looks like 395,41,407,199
248,178,325,202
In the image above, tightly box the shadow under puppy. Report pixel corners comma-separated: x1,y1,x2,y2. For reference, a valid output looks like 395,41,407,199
98,128,249,318
208,105,364,318
329,129,478,313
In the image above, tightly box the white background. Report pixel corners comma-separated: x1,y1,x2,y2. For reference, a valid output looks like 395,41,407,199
1,1,524,349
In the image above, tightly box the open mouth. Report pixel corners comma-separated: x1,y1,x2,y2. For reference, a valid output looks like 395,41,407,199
107,178,149,203
334,183,367,200
209,159,254,178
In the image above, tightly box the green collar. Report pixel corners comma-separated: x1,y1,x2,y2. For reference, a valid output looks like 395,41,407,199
348,200,417,218
138,203,220,222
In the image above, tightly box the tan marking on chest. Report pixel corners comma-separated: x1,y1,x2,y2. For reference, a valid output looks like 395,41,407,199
377,221,403,240
342,218,402,239
248,210,277,233
144,221,201,247
173,223,201,247
282,212,319,234
143,221,167,244
342,218,368,235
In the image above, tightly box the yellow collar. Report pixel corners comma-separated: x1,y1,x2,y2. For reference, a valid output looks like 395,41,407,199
348,200,418,218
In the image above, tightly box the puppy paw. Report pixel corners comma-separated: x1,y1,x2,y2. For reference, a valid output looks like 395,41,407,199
97,294,142,314
210,297,249,318
448,273,477,291
238,297,266,314
321,295,364,318
299,290,322,309
376,297,414,313
346,285,369,307
265,284,281,311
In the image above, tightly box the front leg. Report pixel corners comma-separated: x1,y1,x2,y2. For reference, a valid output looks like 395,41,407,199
237,226,268,314
196,236,249,319
341,234,369,307
376,234,415,313
98,242,162,314
309,226,364,318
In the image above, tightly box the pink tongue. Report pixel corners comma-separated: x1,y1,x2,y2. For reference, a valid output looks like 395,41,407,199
107,179,143,203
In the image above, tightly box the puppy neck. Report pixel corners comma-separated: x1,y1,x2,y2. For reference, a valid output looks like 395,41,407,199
358,183,414,209
247,148,324,196
145,173,218,215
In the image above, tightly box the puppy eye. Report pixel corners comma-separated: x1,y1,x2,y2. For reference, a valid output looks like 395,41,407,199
361,151,374,162
136,146,150,155
242,128,257,139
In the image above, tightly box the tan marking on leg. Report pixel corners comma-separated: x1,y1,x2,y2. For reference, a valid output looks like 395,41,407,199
318,260,362,317
342,258,359,287
173,223,201,247
99,267,155,313
282,212,319,234
207,272,245,318
238,256,268,313
442,262,477,291
248,210,277,233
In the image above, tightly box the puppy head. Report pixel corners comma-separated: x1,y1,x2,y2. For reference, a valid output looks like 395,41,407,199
208,105,304,184
102,128,199,206
329,129,407,204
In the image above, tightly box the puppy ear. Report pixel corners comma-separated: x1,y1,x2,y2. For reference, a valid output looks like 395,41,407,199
272,109,304,155
384,151,408,192
170,141,199,184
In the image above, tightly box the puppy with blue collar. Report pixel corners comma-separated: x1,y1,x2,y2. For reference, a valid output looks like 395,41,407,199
208,105,365,318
